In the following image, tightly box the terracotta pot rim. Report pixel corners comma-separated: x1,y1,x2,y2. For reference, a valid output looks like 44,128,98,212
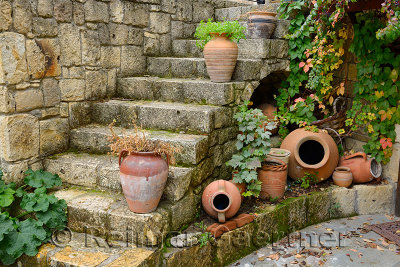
269,148,291,157
127,151,162,157
248,11,277,16
335,166,351,172
211,191,232,213
294,135,330,170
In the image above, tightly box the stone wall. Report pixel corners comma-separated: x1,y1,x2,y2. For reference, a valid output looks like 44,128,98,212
0,0,242,183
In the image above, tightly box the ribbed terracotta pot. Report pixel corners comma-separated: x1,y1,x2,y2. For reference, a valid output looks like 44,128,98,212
119,150,169,213
202,180,241,223
258,158,288,199
280,128,339,182
339,152,382,183
203,33,238,83
248,11,277,39
332,167,353,187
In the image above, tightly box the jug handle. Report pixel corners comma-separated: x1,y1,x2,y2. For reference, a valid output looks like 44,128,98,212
343,152,367,161
119,150,129,166
217,180,226,223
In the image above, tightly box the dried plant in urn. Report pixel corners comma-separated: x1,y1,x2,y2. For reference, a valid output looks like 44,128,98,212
108,120,181,213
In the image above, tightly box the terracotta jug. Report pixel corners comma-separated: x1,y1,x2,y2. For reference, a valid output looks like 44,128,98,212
339,152,382,183
280,128,339,182
203,33,238,83
248,11,277,39
202,180,241,223
258,158,288,199
119,150,169,213
332,167,353,187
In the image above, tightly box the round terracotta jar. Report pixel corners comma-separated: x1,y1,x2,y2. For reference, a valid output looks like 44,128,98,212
258,158,288,199
248,11,277,39
119,150,169,213
339,152,382,183
203,32,238,83
332,167,353,187
202,180,241,223
280,128,339,182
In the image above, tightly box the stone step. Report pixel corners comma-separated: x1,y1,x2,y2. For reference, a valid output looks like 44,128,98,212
91,100,232,134
147,57,268,81
215,3,281,22
45,153,199,203
117,77,246,106
172,39,288,59
52,187,199,246
70,124,210,165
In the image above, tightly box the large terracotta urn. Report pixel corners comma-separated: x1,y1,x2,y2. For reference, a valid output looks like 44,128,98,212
119,150,169,213
339,152,382,183
202,180,241,223
280,128,339,182
203,33,238,83
248,11,277,39
258,158,288,199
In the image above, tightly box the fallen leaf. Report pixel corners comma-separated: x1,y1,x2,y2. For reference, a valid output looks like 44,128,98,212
290,261,298,264
366,243,377,248
258,256,267,261
268,253,280,261
363,239,373,243
295,254,303,258
377,246,384,251
319,260,325,265
326,228,333,231
349,249,358,252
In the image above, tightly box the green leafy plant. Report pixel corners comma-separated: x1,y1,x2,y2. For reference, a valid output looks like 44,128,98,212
0,169,67,265
297,172,318,189
194,19,246,50
194,222,212,248
227,101,276,197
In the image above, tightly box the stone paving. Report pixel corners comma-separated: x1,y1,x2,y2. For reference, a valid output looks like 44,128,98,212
231,214,400,267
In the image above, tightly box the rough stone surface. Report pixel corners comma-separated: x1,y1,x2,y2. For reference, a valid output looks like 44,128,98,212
68,102,91,128
121,46,146,76
85,70,107,100
84,0,109,22
101,46,120,68
331,186,356,217
15,89,43,111
0,0,12,31
26,38,61,78
0,85,15,113
39,118,69,155
54,0,72,22
41,78,60,107
124,3,149,27
0,32,28,84
13,0,32,34
0,114,39,161
169,192,198,230
81,30,100,66
383,143,400,182
59,79,85,101
355,184,394,214
32,17,58,37
37,0,53,17
59,24,81,66
149,12,170,33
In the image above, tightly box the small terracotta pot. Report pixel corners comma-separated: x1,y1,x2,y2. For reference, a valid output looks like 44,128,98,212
248,11,277,39
339,152,382,183
332,167,353,187
267,148,291,166
119,150,169,213
257,103,279,135
280,128,339,182
202,180,241,223
229,179,246,201
258,158,288,199
203,33,238,83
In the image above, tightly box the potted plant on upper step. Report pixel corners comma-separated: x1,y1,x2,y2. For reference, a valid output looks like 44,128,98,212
108,120,181,214
195,19,246,83
227,101,276,197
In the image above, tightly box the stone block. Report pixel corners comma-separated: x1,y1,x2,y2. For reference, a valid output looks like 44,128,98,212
127,28,143,46
170,192,198,230
59,79,85,101
172,0,192,21
85,70,107,100
144,32,160,56
26,39,61,79
0,159,42,184
39,118,69,155
54,0,72,22
0,114,39,161
382,143,400,182
117,77,155,100
100,46,120,68
121,46,146,76
15,89,43,112
106,68,117,97
41,78,60,107
192,1,214,23
0,86,15,113
84,0,109,22
270,39,289,59
37,0,53,17
110,0,123,23
355,184,394,214
109,23,129,45
344,137,366,152
161,0,175,13
149,12,170,34
331,187,356,217
81,30,100,66
0,32,28,84
98,24,110,45
60,24,81,66
32,18,58,37
163,167,192,202
69,102,91,128
0,0,12,31
13,0,32,34
73,1,84,25
273,19,290,39
60,102,68,117
124,2,149,27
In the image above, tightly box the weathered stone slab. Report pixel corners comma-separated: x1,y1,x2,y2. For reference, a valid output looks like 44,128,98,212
355,184,394,215
0,32,28,84
13,0,32,34
59,79,85,101
121,46,146,76
60,24,81,66
382,143,400,183
41,78,60,107
124,2,149,27
68,101,91,128
0,0,12,31
331,186,356,217
84,0,109,22
54,0,72,22
0,85,15,113
149,12,170,33
169,192,198,230
81,30,100,66
32,18,58,37
26,39,61,78
85,70,107,100
39,118,69,155
15,89,43,111
37,0,53,17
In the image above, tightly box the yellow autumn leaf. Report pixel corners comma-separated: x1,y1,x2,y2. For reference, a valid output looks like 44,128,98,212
329,96,334,105
368,124,374,133
375,91,384,98
338,129,345,134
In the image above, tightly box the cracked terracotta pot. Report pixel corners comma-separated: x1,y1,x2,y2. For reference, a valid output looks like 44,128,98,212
203,32,238,83
339,152,382,183
119,150,169,213
332,166,353,187
202,180,241,223
280,128,339,182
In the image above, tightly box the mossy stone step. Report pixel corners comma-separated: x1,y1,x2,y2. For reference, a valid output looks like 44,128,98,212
70,124,210,166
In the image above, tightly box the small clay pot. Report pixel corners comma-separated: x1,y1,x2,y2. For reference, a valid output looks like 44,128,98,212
332,167,353,188
248,11,277,39
267,148,291,166
202,180,241,223
258,158,288,199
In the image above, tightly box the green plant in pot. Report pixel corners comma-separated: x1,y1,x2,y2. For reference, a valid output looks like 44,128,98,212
195,19,246,83
227,101,276,197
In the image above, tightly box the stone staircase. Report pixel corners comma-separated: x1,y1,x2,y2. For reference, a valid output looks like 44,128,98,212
31,2,290,266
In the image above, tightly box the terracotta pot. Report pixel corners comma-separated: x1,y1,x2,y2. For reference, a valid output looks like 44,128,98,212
119,150,169,213
267,148,291,166
258,158,287,199
248,11,277,39
203,33,238,83
332,167,353,187
339,152,382,184
280,128,339,182
229,179,246,201
257,103,279,135
202,180,241,223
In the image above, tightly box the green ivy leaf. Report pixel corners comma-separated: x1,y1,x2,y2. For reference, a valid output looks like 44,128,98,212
20,187,58,212
0,181,15,208
0,213,14,242
36,199,67,230
24,169,62,189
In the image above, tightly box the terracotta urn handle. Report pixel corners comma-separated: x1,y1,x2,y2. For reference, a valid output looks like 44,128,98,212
343,152,367,161
217,180,226,223
119,149,129,166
